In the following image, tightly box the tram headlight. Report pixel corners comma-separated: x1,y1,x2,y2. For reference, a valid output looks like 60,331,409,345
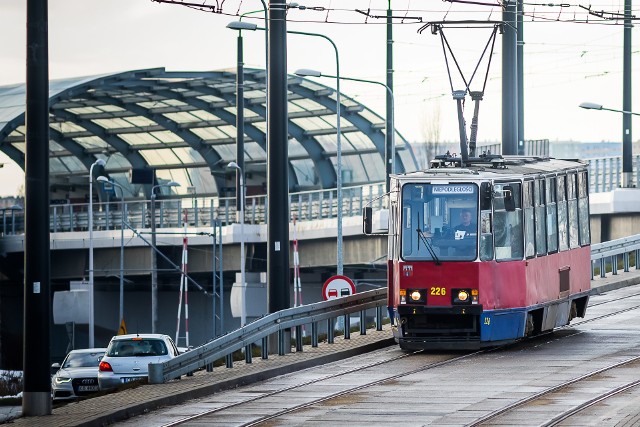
405,288,425,304
452,288,477,305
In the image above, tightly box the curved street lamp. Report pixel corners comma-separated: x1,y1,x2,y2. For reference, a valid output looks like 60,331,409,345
226,21,345,276
88,158,106,348
96,176,126,329
580,101,639,187
295,68,395,188
227,161,247,327
150,180,180,333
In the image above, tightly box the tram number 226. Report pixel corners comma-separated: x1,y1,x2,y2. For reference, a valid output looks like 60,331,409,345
430,287,446,296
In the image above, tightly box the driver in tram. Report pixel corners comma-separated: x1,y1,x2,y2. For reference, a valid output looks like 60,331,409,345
453,209,476,239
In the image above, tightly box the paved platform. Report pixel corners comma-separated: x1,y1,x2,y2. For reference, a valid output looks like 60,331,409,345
6,268,640,427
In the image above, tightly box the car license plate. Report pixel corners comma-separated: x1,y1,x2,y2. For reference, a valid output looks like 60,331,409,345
121,377,140,384
78,385,99,392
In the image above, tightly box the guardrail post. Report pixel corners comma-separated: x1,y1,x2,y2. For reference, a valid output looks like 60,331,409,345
295,325,303,352
278,330,285,356
311,322,318,347
600,258,606,278
624,252,630,272
327,319,334,344
225,354,233,368
376,306,383,331
360,310,366,335
613,255,618,275
344,314,350,339
636,250,640,270
245,344,252,363
206,363,213,372
148,363,164,384
590,260,595,280
261,336,268,359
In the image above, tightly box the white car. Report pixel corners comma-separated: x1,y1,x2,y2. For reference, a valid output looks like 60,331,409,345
51,348,107,401
98,334,180,391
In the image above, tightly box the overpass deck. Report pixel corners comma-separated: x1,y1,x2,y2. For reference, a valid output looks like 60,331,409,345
5,269,640,427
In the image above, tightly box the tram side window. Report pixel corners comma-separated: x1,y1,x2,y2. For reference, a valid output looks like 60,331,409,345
577,171,591,245
479,210,494,261
546,177,559,253
494,183,524,261
523,180,536,258
557,175,569,251
567,172,580,248
534,179,547,256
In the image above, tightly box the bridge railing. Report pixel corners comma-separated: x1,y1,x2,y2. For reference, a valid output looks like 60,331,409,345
586,155,640,193
1,183,387,236
148,288,387,384
590,234,640,278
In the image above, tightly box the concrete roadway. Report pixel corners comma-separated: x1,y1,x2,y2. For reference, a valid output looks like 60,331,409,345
6,268,640,427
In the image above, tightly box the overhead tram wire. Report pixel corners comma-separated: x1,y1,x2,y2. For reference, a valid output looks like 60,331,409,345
148,0,638,26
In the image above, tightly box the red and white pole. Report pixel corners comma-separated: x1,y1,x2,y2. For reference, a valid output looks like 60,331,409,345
175,209,190,347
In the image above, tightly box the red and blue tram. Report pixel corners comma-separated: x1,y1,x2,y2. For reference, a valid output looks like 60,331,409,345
365,155,591,350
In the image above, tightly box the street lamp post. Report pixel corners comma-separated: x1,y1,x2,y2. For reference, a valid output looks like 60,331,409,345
227,161,247,327
88,158,106,348
287,30,343,276
97,176,125,327
226,22,345,276
294,68,395,188
150,181,180,333
580,102,638,187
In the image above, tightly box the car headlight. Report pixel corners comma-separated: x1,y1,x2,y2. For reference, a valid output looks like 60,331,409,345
55,377,71,384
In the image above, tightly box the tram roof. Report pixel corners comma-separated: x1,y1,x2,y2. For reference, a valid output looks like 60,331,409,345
396,156,588,182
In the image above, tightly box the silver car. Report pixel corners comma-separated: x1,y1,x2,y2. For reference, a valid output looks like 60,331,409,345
98,334,180,391
51,348,107,401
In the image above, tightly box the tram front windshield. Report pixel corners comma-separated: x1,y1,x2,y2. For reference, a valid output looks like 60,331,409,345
401,183,479,261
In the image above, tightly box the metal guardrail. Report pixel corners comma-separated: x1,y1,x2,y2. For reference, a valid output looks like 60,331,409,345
590,234,640,278
148,288,387,384
147,234,640,384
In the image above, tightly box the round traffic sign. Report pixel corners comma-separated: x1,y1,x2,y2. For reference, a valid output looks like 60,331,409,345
322,275,356,301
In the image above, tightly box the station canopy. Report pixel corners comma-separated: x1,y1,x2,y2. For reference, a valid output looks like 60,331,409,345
0,68,417,199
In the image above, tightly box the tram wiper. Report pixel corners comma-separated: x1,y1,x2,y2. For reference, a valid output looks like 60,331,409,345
416,228,441,265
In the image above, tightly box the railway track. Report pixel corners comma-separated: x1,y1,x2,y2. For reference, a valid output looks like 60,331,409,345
160,348,484,426
115,287,640,427
467,355,640,426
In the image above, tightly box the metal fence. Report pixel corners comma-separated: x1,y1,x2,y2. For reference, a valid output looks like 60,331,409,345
586,155,640,193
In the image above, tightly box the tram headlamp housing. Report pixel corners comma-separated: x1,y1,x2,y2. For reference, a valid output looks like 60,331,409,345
452,288,478,305
402,288,425,304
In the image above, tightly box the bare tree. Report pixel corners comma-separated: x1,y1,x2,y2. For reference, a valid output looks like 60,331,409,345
414,102,442,170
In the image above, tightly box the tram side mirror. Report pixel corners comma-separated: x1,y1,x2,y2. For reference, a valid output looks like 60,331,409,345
363,206,373,235
480,182,492,210
503,185,516,212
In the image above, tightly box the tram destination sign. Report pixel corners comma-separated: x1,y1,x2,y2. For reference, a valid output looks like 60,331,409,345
432,185,474,194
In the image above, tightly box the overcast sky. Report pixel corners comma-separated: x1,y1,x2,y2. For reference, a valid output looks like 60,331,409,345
1,0,638,197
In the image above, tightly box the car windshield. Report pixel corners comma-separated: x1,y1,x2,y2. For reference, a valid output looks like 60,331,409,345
107,339,168,357
63,352,104,368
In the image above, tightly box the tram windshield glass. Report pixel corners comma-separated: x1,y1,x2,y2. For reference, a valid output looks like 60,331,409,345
401,183,479,261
